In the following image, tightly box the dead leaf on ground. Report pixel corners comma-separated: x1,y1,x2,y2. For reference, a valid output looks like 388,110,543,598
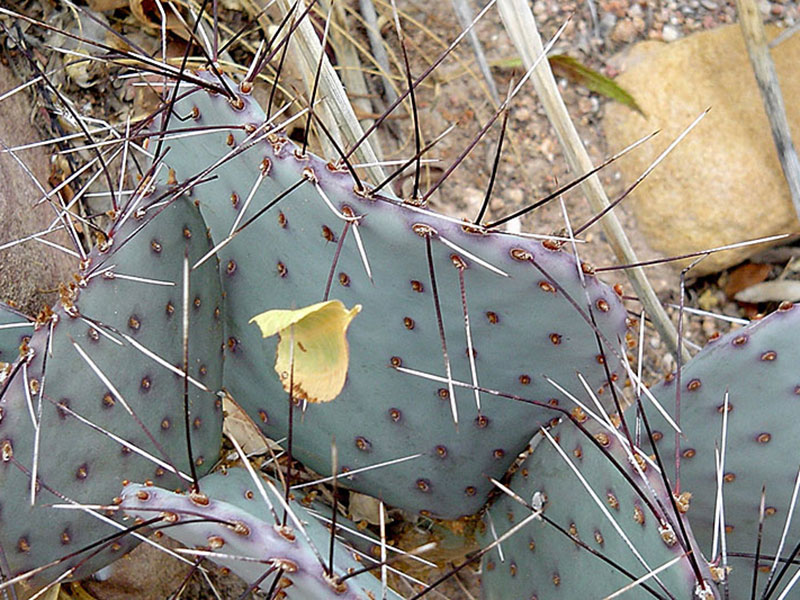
222,392,282,456
349,491,384,525
86,0,128,11
724,262,771,298
129,0,187,37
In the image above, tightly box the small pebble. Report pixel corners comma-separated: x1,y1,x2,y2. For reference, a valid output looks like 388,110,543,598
611,19,638,43
701,318,717,338
505,188,524,204
600,12,617,36
463,187,484,212
662,24,681,41
577,97,595,115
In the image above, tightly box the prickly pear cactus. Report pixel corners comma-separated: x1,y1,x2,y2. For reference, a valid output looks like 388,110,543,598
647,302,800,596
480,416,719,599
158,71,631,518
121,466,405,599
0,190,224,589
0,302,32,364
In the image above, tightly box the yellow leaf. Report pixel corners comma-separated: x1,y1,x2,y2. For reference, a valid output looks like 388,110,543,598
250,300,361,403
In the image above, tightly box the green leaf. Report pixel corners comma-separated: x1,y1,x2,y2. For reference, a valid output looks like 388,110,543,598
250,300,361,403
492,55,644,116
549,55,644,116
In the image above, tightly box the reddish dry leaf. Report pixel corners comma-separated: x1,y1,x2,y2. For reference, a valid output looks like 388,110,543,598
129,0,187,37
724,262,771,298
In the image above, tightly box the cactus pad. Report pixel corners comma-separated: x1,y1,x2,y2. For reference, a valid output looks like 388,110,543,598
0,191,224,589
121,467,404,599
158,72,631,518
647,302,800,595
480,417,718,599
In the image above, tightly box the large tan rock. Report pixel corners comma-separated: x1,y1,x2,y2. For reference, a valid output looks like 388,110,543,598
603,24,800,276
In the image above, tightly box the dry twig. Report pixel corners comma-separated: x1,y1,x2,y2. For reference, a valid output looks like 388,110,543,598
736,0,800,221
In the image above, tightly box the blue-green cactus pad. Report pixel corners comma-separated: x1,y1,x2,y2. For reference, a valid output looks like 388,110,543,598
159,72,631,518
480,417,718,599
647,302,800,596
121,467,404,599
0,192,224,589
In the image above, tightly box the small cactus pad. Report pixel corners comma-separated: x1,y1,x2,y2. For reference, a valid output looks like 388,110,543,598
121,467,404,599
0,192,224,588
158,72,631,518
647,302,800,595
480,417,718,599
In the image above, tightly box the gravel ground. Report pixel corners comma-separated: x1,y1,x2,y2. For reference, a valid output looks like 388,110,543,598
398,0,799,383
